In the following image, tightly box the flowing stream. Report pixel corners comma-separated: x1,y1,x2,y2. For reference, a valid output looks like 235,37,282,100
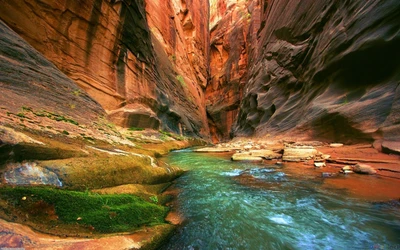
161,149,400,250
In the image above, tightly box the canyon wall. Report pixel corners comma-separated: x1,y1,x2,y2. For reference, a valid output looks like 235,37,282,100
229,0,400,144
207,0,250,142
0,20,105,125
0,0,210,137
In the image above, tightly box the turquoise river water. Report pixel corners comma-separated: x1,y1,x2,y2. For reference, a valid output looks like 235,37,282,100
161,149,400,250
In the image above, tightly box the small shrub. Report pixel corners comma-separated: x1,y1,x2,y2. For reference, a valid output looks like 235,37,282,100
62,130,69,135
16,113,25,118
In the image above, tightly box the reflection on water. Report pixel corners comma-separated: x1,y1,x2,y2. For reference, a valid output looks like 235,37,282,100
161,151,400,249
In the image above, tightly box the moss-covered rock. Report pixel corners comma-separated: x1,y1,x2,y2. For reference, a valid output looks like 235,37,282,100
0,186,168,234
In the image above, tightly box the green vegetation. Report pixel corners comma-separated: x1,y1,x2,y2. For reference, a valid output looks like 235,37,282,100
62,130,69,135
0,186,168,233
176,75,186,87
22,106,33,112
149,195,159,204
128,127,145,131
18,107,80,126
159,130,173,137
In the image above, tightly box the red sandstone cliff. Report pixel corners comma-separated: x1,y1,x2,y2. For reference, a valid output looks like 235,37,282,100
210,0,400,146
1,0,399,147
207,0,251,142
0,0,210,137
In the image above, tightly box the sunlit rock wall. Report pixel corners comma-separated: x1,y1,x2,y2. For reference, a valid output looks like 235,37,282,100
0,0,210,137
207,0,251,142
0,19,105,125
233,0,400,144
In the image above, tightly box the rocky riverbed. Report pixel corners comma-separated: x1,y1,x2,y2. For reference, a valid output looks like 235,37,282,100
195,138,400,201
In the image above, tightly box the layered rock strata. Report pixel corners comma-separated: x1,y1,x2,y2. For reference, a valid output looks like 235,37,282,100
0,20,104,125
232,0,400,145
0,0,210,137
206,0,251,142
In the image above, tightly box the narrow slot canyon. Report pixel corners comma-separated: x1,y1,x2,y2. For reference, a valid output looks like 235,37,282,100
0,0,399,249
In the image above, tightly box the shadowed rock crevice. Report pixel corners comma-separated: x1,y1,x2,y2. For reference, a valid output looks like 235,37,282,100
233,0,400,143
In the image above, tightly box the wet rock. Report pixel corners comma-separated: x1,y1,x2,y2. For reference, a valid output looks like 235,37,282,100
353,164,377,175
282,147,318,162
3,162,62,187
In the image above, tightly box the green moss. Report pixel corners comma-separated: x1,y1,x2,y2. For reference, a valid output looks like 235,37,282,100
128,127,145,131
16,112,26,118
0,186,168,233
62,130,69,135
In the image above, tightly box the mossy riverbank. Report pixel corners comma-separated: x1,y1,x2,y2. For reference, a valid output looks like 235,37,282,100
0,119,207,248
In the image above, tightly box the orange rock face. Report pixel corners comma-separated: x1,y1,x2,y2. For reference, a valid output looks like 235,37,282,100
0,0,210,137
207,0,251,142
0,20,104,126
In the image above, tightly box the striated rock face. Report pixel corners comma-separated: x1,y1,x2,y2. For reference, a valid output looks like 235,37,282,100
233,0,400,143
0,20,105,125
207,0,251,142
0,0,210,137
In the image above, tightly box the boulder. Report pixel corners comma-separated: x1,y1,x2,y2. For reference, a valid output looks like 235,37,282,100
282,148,318,162
231,153,263,162
232,150,281,161
353,164,377,175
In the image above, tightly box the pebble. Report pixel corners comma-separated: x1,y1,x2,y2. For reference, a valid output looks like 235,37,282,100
314,162,326,168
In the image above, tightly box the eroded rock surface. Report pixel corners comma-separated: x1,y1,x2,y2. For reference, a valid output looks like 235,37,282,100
0,20,105,125
230,0,400,144
0,0,210,137
206,0,251,142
